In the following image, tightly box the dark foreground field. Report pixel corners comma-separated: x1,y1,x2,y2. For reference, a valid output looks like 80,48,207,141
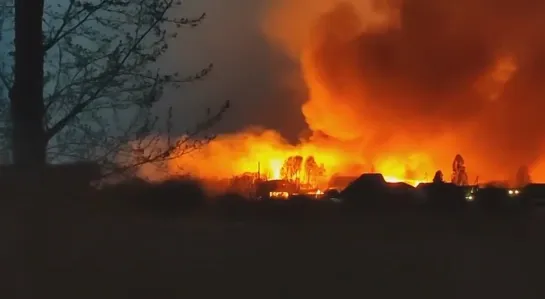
2,194,545,299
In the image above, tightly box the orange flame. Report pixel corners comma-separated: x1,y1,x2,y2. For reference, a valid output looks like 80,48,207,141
138,128,439,187
138,0,545,187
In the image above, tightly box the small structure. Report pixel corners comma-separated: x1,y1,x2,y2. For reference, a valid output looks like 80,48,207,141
327,174,359,191
255,179,297,200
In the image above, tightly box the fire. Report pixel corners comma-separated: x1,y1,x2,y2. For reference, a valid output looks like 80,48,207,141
268,158,283,180
139,0,545,187
139,128,436,188
258,0,545,183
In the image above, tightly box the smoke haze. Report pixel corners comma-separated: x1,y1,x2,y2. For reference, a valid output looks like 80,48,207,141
265,0,545,179
161,0,307,143
156,0,545,182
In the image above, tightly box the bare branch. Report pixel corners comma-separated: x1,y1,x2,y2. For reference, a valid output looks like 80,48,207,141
44,0,108,51
45,0,175,140
0,0,227,173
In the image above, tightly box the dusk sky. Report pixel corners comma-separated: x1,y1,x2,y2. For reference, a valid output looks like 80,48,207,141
159,0,545,180
158,0,308,142
4,0,545,179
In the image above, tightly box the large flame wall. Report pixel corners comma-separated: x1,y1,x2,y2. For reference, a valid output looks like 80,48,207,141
142,0,545,185
263,0,545,182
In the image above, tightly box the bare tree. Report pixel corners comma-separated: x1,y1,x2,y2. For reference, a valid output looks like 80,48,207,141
2,0,228,174
281,155,303,182
7,0,46,167
304,155,325,186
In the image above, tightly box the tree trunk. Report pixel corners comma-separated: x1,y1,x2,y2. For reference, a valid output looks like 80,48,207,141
11,0,46,167
12,1,47,297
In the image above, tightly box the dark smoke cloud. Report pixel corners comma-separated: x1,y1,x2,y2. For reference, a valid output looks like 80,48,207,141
154,0,545,179
308,0,545,176
158,0,307,143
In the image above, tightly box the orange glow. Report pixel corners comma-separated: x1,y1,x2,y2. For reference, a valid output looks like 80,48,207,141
138,0,545,187
139,128,438,188
268,158,283,180
269,191,290,199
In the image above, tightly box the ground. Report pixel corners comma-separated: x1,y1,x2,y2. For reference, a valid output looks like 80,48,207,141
2,199,545,299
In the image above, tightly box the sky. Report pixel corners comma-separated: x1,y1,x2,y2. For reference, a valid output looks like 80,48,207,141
159,0,308,143
157,0,545,181
3,0,545,180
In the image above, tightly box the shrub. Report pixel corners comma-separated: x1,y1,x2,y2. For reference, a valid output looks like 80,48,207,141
146,179,206,214
100,177,206,216
213,192,253,220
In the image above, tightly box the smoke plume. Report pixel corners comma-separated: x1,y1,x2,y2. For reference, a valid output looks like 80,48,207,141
144,0,545,184
160,0,308,143
264,0,545,180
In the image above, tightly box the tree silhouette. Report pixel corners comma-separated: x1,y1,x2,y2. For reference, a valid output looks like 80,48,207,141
304,156,317,184
433,170,444,183
451,154,468,186
516,165,531,187
281,155,303,182
304,155,325,186
3,0,227,173
8,0,45,167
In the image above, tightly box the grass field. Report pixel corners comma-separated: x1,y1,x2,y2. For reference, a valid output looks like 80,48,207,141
2,194,545,299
